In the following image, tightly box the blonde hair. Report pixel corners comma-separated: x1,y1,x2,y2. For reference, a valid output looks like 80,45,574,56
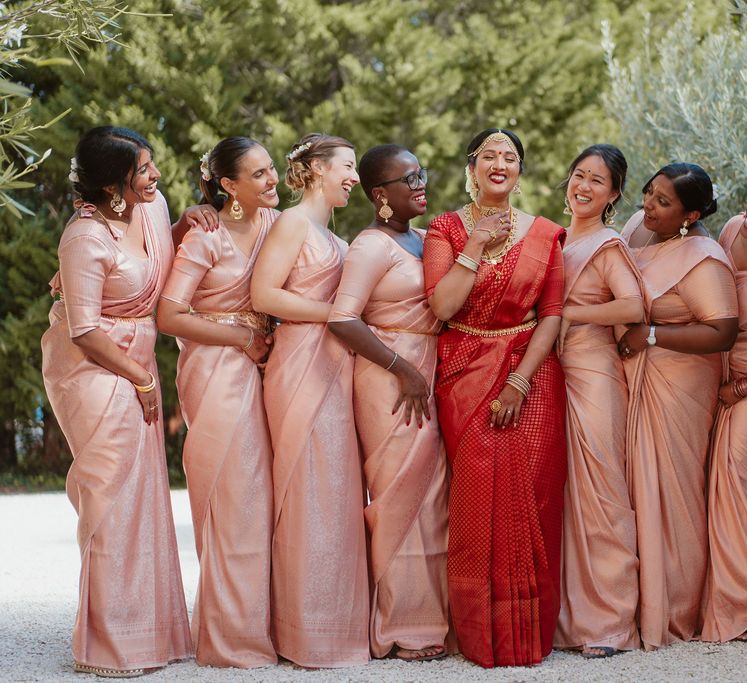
285,133,355,193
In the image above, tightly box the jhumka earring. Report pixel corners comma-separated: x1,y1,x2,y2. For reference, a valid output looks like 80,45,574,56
110,193,126,217
230,195,244,220
563,196,573,216
464,166,478,203
512,180,522,195
604,202,617,226
378,197,393,223
680,219,690,237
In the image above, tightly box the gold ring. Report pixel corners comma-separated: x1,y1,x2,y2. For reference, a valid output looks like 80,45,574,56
490,399,503,413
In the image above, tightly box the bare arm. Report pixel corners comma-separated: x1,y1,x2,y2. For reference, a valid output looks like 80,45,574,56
72,329,159,424
619,318,738,358
428,213,507,320
156,299,270,362
251,211,332,322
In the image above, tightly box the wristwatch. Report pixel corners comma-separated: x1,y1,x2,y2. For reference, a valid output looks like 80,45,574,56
646,325,657,346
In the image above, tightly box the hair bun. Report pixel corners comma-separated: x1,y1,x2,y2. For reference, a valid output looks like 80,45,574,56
701,197,718,219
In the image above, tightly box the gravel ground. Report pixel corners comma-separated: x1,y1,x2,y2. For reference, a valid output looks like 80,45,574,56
1,491,745,682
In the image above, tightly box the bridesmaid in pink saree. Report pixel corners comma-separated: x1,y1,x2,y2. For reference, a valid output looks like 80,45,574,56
328,145,449,662
251,133,369,668
701,207,747,643
41,127,198,676
619,163,738,650
554,145,644,658
157,137,279,667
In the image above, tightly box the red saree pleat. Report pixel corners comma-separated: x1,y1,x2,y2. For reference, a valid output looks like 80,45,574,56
424,214,567,667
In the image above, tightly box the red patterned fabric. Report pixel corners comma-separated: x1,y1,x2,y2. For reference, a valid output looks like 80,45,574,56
423,212,567,667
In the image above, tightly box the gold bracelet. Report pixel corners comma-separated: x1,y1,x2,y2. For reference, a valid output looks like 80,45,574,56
132,372,156,393
240,328,256,352
384,351,399,371
506,372,531,397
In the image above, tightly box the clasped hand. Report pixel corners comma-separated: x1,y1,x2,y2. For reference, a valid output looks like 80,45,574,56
618,323,648,359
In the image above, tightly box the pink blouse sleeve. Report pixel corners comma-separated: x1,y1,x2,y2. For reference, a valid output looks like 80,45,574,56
160,228,221,306
58,233,115,338
536,241,564,317
592,245,643,301
677,258,738,321
329,232,392,322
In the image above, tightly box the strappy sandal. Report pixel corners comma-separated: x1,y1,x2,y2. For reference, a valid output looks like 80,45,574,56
581,646,620,659
74,663,156,678
395,645,447,662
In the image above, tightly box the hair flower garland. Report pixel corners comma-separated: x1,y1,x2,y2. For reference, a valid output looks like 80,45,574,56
287,142,311,161
69,157,80,184
200,152,211,181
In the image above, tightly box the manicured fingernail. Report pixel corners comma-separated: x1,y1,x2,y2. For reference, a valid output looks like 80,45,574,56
406,421,410,426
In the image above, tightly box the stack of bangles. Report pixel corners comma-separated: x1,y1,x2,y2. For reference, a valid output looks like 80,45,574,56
240,328,256,353
734,377,747,399
490,372,531,414
133,372,156,393
455,251,479,273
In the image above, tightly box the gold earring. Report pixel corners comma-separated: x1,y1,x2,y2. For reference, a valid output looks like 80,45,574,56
512,180,522,195
111,193,126,216
604,203,617,226
378,197,393,223
563,196,573,216
230,195,244,220
680,219,690,237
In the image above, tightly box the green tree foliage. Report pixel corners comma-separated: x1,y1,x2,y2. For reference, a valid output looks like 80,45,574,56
603,1,747,229
1,0,736,480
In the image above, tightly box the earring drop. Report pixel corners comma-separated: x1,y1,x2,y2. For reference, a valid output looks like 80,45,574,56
680,219,690,237
604,203,617,226
110,193,126,217
378,197,393,223
563,196,573,216
512,180,522,195
230,195,244,220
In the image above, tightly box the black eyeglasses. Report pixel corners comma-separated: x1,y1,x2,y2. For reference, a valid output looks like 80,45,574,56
378,168,428,190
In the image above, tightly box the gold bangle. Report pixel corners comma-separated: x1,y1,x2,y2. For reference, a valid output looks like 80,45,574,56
506,372,531,397
240,328,256,352
132,372,156,393
384,351,399,371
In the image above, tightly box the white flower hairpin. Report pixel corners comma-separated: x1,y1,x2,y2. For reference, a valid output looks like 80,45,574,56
287,142,311,161
69,157,79,184
200,152,211,181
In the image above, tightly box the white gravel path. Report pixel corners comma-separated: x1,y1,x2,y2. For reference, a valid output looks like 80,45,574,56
1,491,744,682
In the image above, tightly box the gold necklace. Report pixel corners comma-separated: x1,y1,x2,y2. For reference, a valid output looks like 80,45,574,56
462,202,517,266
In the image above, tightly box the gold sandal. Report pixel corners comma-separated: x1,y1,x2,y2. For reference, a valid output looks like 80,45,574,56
74,663,148,678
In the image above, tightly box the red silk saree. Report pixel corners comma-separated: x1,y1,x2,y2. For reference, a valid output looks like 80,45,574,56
424,212,567,667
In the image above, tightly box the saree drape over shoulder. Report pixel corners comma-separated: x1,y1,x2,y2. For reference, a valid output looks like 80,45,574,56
263,224,369,668
159,210,278,668
41,192,192,671
621,212,738,650
329,229,449,658
554,229,642,652
423,212,567,668
701,216,747,642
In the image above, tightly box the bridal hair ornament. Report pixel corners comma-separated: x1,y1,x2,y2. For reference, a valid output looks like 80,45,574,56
200,152,212,181
69,157,80,184
287,142,311,162
468,130,520,160
464,165,478,202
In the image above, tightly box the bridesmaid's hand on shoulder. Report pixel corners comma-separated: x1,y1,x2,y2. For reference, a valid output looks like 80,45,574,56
183,204,219,232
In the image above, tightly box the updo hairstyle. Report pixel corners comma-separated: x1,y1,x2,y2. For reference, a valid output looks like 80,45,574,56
285,133,355,194
200,136,260,210
71,126,153,204
358,144,409,201
466,128,525,173
563,144,628,205
642,163,718,219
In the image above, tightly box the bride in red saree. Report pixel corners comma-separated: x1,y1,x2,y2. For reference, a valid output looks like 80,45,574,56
423,129,567,667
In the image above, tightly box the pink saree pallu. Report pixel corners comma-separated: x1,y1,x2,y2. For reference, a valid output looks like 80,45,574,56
622,214,738,649
702,216,747,642
41,193,192,671
161,210,278,667
330,229,449,658
263,225,369,668
555,230,642,652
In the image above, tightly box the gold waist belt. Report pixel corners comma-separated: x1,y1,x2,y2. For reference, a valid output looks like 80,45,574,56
190,308,269,331
58,294,155,323
374,325,440,336
447,318,537,337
